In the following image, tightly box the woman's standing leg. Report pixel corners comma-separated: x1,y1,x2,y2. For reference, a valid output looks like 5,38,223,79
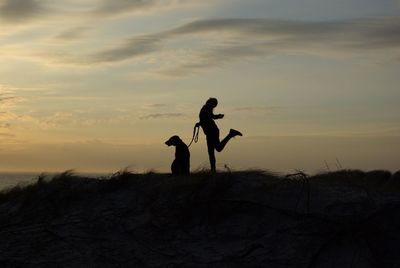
206,137,216,172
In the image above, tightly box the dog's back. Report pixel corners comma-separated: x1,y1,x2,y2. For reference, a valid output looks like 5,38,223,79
175,142,190,175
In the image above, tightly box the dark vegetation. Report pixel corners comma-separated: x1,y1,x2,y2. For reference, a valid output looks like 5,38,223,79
0,169,400,267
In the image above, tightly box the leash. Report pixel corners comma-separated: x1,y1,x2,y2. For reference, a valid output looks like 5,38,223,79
188,122,200,147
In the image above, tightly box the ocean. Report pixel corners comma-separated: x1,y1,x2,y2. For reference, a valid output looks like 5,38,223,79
0,172,39,190
0,172,109,190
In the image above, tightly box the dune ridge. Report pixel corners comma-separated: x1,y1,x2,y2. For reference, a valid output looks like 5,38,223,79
0,169,399,267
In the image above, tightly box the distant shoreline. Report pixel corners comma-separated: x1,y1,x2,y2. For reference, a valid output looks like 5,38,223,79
0,172,109,190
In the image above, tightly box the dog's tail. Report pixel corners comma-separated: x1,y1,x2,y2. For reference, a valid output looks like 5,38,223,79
188,122,200,147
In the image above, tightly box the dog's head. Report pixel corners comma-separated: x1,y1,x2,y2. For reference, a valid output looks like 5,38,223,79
165,135,182,147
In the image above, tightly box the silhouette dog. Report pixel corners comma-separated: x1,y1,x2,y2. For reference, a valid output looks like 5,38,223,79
165,135,190,175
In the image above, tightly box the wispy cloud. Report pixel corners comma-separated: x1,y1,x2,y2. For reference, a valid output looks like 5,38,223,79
0,0,48,23
0,3,241,29
0,132,14,137
82,36,162,64
54,26,90,41
233,106,280,112
147,103,167,108
93,0,160,16
0,95,15,103
140,113,184,120
0,90,17,107
0,88,30,137
0,122,11,128
0,0,206,26
40,17,400,75
92,0,202,17
158,17,400,76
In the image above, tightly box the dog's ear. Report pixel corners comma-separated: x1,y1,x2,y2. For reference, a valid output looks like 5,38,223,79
174,136,182,143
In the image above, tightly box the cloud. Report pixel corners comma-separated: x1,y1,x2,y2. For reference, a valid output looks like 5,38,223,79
0,96,14,135
0,132,13,137
44,17,399,75
0,122,10,128
233,106,280,112
0,90,17,107
93,0,158,16
140,113,184,120
147,103,167,108
158,17,400,76
0,0,47,23
0,95,15,103
54,26,90,41
79,36,162,64
163,17,400,49
92,0,200,17
0,0,206,27
157,41,275,77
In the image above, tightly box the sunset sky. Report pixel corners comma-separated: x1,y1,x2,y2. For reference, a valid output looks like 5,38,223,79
0,0,399,173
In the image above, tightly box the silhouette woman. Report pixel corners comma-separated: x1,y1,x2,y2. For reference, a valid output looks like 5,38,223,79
199,98,242,172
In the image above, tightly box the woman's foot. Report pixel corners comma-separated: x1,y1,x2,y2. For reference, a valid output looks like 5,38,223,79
229,129,243,137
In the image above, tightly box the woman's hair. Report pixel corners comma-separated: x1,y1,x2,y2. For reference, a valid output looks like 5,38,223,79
206,97,218,107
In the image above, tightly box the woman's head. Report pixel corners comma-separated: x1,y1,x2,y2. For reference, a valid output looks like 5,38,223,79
206,97,218,108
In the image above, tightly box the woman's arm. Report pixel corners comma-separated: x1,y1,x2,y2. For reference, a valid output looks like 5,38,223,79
212,113,224,119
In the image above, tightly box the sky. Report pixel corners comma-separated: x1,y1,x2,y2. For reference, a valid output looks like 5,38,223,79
0,0,399,173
